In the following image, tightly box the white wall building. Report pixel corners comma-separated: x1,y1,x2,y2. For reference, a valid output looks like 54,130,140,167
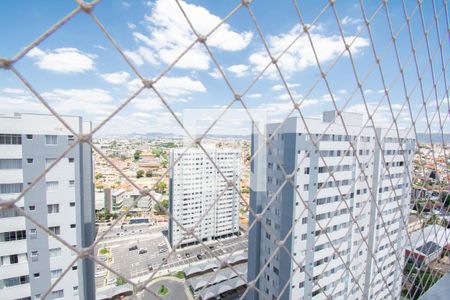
247,111,415,300
0,113,95,300
168,148,241,248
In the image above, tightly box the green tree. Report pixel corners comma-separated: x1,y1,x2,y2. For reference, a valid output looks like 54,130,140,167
155,181,167,193
116,277,125,286
136,169,145,178
145,170,153,177
133,150,142,161
95,172,103,180
444,193,450,207
154,199,169,214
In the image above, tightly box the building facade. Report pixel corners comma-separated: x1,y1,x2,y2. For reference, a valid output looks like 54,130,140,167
0,113,95,300
247,111,415,300
169,148,241,248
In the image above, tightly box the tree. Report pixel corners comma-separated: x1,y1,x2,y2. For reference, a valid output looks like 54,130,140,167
133,150,142,161
95,172,103,180
155,181,167,193
145,170,153,177
136,169,144,178
154,199,169,214
116,277,125,286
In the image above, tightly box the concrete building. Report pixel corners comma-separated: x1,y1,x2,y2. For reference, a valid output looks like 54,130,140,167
0,113,95,300
168,148,241,248
247,111,415,300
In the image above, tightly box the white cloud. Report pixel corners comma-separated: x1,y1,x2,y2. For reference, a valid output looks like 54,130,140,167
128,0,252,70
132,97,164,111
127,76,206,97
131,112,154,118
127,22,136,29
346,102,412,128
99,71,131,85
249,24,369,78
272,83,300,91
337,89,347,94
247,93,262,98
154,76,206,96
364,89,374,94
227,64,249,77
2,88,26,94
124,46,159,66
124,50,145,66
0,93,46,114
208,69,222,79
321,93,339,102
27,47,96,73
42,88,113,115
342,16,362,26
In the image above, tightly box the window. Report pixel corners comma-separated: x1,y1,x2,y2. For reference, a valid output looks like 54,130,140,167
45,135,57,145
0,275,29,288
72,265,77,270
70,224,76,229
31,251,39,262
69,180,75,187
29,205,35,211
34,273,40,278
26,158,34,164
0,208,20,218
34,295,41,300
0,134,22,145
47,204,59,214
9,254,18,264
49,226,61,235
51,290,64,299
68,135,75,144
69,202,75,207
0,230,26,242
46,181,58,192
49,247,62,258
45,158,56,167
51,269,62,279
29,229,37,239
0,159,22,169
73,286,79,296
26,134,33,139
0,183,23,194
68,158,74,163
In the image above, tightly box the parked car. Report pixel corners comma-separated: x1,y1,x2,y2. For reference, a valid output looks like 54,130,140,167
185,253,190,258
138,248,148,255
197,254,203,260
129,245,138,251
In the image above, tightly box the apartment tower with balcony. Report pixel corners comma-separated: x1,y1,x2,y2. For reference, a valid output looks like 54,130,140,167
168,148,241,249
247,111,415,300
0,113,95,300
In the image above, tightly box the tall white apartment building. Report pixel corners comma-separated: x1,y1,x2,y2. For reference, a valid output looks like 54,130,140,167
168,148,241,248
0,113,95,300
247,111,415,300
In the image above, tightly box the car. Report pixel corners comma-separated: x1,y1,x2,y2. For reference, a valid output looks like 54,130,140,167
209,246,214,250
129,245,138,251
162,258,168,264
138,248,147,255
197,254,203,260
176,254,181,259
185,253,190,258
98,255,107,262
147,264,153,271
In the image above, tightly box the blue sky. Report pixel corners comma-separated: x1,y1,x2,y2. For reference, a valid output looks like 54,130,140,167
0,0,448,136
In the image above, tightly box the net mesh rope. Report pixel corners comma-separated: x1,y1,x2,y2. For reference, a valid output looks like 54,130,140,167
0,0,448,299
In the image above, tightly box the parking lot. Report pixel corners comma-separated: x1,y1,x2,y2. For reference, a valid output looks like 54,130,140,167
95,230,247,288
